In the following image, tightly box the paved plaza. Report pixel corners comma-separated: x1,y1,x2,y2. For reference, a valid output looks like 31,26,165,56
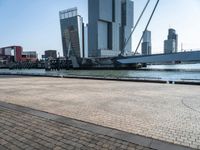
0,103,154,150
0,75,200,149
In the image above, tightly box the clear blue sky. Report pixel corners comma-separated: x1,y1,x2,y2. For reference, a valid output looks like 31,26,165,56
0,0,200,57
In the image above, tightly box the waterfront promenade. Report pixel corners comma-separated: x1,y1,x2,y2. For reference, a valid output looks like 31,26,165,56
0,75,199,149
0,102,152,150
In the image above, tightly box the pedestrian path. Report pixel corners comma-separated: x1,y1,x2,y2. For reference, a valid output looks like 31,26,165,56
0,101,193,150
0,76,199,149
0,102,153,150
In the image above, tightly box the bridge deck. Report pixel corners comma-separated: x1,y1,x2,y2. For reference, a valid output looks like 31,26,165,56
117,51,200,64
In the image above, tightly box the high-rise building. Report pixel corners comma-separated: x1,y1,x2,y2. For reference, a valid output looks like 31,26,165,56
88,0,134,58
84,25,88,58
59,8,84,58
141,30,152,55
164,28,178,54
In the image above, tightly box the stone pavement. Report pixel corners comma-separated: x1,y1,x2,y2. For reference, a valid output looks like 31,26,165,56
0,102,157,150
0,76,200,149
0,101,193,150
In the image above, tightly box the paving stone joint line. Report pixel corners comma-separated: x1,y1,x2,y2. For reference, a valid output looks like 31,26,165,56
181,99,200,114
0,101,195,150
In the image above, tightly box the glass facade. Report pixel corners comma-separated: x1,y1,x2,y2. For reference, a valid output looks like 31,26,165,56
88,0,134,58
142,30,152,55
60,8,84,58
164,28,178,54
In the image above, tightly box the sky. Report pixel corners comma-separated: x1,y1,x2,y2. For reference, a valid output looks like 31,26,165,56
0,0,200,57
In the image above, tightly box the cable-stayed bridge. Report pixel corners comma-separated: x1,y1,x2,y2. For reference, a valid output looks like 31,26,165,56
117,51,200,64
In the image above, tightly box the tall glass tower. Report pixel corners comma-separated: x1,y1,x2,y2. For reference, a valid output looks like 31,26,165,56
164,28,178,54
141,30,152,55
59,8,84,58
88,0,134,57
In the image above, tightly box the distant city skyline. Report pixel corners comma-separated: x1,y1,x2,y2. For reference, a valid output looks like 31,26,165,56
0,0,200,58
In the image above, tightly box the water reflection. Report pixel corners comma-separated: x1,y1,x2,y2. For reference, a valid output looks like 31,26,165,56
0,63,200,81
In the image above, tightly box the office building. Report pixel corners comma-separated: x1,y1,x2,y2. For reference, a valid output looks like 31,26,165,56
21,51,38,62
141,30,152,55
88,0,134,57
45,50,57,59
84,25,88,58
164,28,178,54
59,8,84,58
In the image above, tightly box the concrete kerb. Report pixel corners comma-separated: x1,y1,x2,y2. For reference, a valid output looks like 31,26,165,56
1,73,200,85
0,101,195,150
0,72,166,84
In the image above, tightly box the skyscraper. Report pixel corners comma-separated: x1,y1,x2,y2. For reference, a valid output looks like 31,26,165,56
84,25,88,58
88,0,134,58
141,30,152,55
164,28,178,54
59,8,84,58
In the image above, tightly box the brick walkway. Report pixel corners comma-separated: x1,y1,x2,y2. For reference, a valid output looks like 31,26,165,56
0,76,198,149
0,104,154,150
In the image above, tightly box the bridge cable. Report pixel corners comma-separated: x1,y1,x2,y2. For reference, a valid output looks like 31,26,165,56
134,0,160,55
121,0,150,56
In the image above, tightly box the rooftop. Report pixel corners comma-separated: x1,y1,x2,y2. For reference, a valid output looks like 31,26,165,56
59,7,78,19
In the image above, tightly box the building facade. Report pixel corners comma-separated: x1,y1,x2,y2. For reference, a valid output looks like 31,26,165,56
21,51,38,62
84,25,88,58
60,8,84,58
88,0,134,58
45,50,57,59
164,28,178,54
0,46,22,62
141,30,152,55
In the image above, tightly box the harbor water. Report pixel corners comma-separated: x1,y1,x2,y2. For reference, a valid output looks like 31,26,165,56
0,63,200,82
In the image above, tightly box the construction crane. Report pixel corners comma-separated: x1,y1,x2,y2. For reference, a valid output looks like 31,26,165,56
121,0,160,56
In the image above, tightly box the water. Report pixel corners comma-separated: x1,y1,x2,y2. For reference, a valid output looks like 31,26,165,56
146,63,200,71
0,63,200,82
